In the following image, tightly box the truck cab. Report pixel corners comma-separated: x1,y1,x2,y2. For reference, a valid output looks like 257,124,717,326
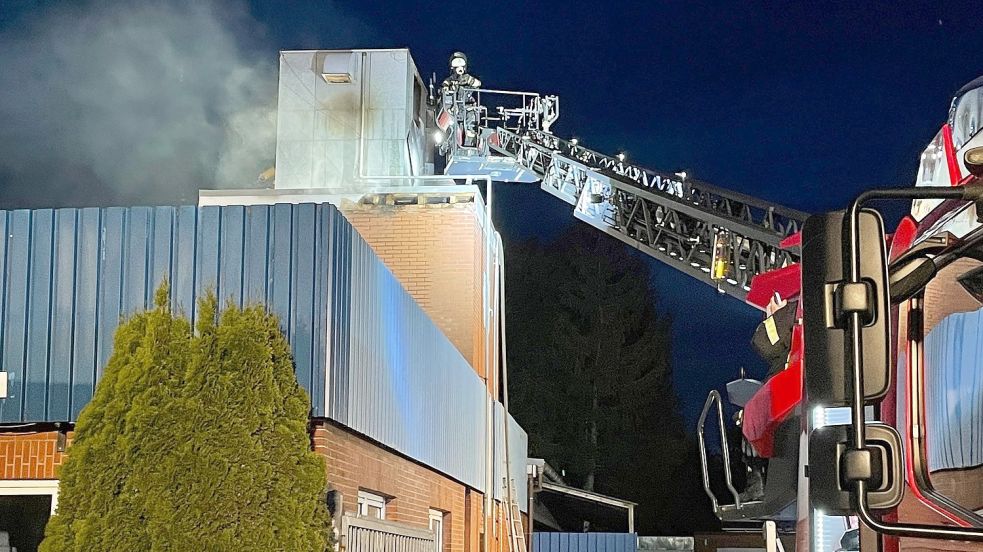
700,76,983,552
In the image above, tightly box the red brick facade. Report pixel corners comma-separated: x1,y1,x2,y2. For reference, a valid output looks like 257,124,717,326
0,429,70,480
314,420,525,552
341,199,489,384
314,420,476,552
0,422,524,552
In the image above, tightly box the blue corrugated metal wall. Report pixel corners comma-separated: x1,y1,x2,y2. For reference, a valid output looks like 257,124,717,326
0,204,339,423
532,533,637,552
0,202,527,502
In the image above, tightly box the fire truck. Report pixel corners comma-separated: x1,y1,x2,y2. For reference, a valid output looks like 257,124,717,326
432,61,983,551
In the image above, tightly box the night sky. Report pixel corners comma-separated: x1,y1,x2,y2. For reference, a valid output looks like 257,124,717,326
2,0,982,425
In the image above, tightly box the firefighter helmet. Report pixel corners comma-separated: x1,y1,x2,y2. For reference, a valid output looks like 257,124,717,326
449,52,468,69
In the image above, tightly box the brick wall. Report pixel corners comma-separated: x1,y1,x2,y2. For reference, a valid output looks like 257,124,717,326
464,487,482,552
0,430,71,480
2,423,522,552
341,199,489,382
314,420,474,552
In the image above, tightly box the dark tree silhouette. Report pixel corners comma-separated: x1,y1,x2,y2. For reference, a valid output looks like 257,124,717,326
506,226,719,534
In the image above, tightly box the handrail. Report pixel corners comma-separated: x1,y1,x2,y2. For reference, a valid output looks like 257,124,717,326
697,390,742,514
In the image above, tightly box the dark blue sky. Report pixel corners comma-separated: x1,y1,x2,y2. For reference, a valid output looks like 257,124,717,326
277,0,981,424
2,0,982,424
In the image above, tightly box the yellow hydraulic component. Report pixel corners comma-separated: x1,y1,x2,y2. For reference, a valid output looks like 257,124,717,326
711,230,731,281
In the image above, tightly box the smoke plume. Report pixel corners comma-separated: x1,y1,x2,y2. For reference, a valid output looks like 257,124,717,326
0,0,277,208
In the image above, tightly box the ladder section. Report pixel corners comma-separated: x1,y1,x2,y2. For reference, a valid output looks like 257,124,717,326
489,128,807,304
504,478,527,552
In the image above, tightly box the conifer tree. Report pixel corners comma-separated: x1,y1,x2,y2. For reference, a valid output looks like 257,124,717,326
507,227,717,533
41,285,331,551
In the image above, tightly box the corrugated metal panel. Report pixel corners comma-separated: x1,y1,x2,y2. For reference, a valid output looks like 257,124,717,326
494,403,529,511
532,532,637,552
0,204,336,422
326,206,352,423
924,307,983,471
0,201,513,496
344,229,486,491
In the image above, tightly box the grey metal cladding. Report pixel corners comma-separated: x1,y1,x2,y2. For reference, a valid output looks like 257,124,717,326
326,208,352,425
343,230,486,491
533,532,638,552
531,532,640,552
493,402,529,511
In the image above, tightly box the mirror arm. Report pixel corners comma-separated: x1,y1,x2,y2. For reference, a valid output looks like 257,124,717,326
854,480,983,541
934,227,983,267
845,185,983,541
957,248,983,264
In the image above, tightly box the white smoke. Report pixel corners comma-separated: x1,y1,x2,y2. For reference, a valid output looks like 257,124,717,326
0,0,278,207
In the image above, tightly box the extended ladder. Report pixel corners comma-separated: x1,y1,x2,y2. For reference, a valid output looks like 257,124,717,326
505,478,527,552
437,87,808,307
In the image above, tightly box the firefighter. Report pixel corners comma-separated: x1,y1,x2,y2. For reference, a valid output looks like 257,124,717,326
738,292,797,501
441,51,481,92
441,52,482,148
751,292,797,377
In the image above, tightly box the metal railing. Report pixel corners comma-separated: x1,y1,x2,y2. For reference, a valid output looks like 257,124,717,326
341,514,436,552
436,81,805,304
697,390,741,515
436,86,557,162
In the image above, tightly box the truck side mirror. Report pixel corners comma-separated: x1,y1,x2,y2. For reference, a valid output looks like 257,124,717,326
801,210,891,406
808,186,983,543
809,423,904,515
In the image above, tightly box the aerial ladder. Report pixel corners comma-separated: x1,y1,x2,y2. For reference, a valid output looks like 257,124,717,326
430,71,808,532
432,79,806,306
431,66,983,552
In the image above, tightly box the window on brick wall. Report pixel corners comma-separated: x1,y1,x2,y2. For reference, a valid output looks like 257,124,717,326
429,508,445,552
0,480,59,552
357,490,387,519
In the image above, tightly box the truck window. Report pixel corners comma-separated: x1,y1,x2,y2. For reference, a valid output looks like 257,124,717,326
910,257,983,519
951,86,983,151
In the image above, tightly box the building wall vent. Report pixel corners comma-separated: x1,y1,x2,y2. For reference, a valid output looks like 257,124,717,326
316,51,355,84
